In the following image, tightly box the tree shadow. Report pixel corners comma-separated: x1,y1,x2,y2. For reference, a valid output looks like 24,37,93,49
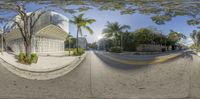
93,51,149,70
93,51,194,70
182,51,196,61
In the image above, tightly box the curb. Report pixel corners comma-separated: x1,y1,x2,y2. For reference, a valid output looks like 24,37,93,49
197,52,200,57
0,52,87,80
102,52,182,65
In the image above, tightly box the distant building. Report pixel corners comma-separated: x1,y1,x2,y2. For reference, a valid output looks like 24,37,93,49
97,39,106,50
78,37,87,49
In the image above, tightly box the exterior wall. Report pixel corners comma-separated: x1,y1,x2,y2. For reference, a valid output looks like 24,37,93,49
7,38,25,54
136,44,164,52
7,37,65,55
5,11,68,56
33,37,64,54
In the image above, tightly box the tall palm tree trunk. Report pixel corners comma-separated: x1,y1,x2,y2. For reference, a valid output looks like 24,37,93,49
76,27,80,52
121,33,123,51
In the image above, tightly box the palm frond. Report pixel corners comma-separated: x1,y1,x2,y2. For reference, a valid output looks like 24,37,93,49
84,26,93,35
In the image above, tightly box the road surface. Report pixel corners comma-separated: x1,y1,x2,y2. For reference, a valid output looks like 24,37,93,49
0,51,200,99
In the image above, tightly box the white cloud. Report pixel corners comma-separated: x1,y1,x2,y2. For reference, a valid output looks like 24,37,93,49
184,37,194,46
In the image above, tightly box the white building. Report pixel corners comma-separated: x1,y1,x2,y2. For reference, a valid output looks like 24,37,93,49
4,11,69,55
78,37,87,49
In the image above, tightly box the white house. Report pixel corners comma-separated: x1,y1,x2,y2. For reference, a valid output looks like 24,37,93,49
4,11,69,56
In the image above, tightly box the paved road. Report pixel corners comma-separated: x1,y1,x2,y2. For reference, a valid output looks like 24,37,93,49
0,51,200,99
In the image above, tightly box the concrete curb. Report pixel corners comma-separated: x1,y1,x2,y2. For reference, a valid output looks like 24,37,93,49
0,53,87,80
102,52,182,65
197,52,200,57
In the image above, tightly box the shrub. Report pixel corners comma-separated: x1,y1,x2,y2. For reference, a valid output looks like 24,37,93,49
73,48,85,56
109,46,122,53
18,53,26,63
196,49,200,52
31,53,38,63
17,53,38,64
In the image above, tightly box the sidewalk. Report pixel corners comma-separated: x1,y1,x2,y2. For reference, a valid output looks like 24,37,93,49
0,52,77,72
0,52,87,80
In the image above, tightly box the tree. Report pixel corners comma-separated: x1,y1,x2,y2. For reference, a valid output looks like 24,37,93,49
70,14,96,52
0,22,8,54
65,33,73,48
167,30,186,50
190,30,200,48
133,28,155,44
0,3,50,62
1,0,200,27
122,31,136,51
102,22,130,50
45,0,200,28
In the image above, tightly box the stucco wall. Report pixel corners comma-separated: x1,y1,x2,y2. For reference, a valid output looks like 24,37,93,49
7,37,65,55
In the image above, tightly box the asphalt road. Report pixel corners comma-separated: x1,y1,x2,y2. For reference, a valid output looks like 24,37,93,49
0,51,200,99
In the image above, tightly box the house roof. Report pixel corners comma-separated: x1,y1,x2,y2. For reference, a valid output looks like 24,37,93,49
5,24,67,41
4,11,69,41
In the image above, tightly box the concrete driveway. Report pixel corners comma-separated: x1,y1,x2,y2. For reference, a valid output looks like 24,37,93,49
0,51,200,99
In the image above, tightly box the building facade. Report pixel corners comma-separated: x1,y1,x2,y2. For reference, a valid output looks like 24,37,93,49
4,11,69,56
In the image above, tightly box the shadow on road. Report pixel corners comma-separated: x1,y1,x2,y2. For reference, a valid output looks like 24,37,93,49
93,51,149,70
182,51,197,60
93,50,196,70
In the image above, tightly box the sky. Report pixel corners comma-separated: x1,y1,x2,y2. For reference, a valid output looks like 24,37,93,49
1,2,198,46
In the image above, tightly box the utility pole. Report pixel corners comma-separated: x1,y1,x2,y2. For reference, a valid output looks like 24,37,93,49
1,28,3,55
121,32,123,51
68,33,71,56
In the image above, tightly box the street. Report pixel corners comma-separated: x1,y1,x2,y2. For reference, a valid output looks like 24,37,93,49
0,51,200,99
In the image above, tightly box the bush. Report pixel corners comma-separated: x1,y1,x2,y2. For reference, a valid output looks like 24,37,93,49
31,53,38,63
73,48,85,56
196,49,200,52
17,53,38,64
109,46,122,53
18,53,26,63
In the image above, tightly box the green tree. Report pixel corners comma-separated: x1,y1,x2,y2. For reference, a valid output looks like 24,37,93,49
167,30,186,50
70,14,96,52
133,28,155,44
65,33,73,48
122,31,136,51
190,30,200,48
102,22,130,50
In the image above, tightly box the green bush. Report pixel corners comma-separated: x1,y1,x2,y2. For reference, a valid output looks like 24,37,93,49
196,49,200,52
17,53,38,64
109,46,122,53
31,53,38,63
73,48,85,56
18,53,26,63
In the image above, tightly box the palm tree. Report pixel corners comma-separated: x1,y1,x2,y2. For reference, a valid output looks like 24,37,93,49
102,22,130,50
70,14,96,52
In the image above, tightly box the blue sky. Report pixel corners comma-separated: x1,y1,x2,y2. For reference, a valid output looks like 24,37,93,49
1,3,198,45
